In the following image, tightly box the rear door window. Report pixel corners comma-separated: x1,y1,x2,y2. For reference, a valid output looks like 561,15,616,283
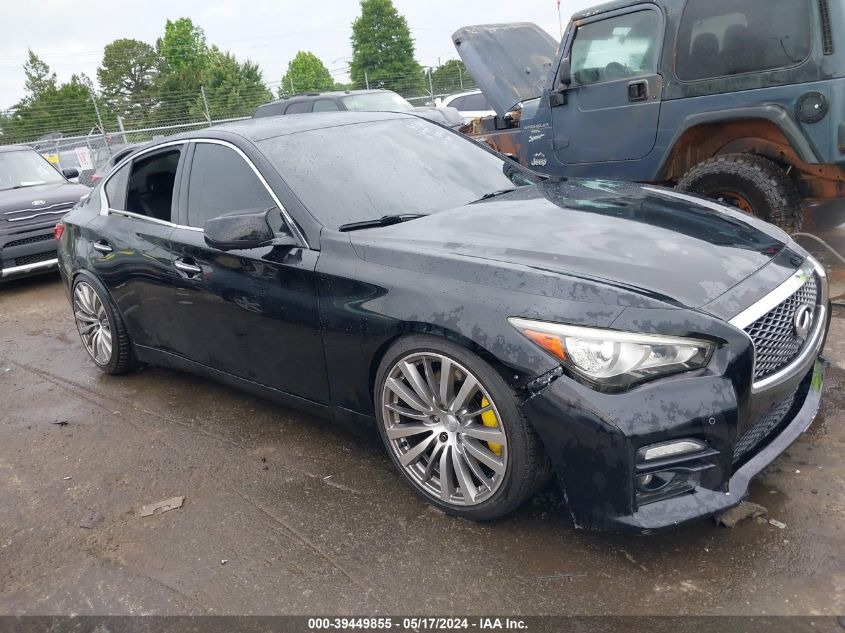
104,163,130,211
462,93,491,110
124,148,181,222
676,0,812,80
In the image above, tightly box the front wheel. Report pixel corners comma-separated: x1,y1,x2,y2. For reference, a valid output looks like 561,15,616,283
374,335,550,521
677,153,802,233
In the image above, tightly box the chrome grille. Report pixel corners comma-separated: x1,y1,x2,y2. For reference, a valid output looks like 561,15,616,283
744,275,819,381
733,389,797,463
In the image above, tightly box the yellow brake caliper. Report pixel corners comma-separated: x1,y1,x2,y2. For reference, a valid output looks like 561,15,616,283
480,397,503,456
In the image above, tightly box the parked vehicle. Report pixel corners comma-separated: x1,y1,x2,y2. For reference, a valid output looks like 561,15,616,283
0,146,89,281
90,143,144,186
253,89,464,128
454,0,845,232
438,90,496,123
58,112,829,532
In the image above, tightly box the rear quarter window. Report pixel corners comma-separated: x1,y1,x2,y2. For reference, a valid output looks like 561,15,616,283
676,0,813,81
285,101,313,114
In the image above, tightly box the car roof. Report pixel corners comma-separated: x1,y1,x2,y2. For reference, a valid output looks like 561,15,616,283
261,89,394,105
0,144,34,154
445,90,483,101
170,110,418,143
572,0,681,20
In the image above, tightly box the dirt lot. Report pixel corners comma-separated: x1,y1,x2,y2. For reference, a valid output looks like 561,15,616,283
0,274,843,616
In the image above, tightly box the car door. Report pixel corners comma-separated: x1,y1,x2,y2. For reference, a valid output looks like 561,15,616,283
84,142,186,352
551,6,664,164
168,139,329,403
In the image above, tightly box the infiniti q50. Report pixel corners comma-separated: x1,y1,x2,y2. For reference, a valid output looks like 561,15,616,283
56,112,829,532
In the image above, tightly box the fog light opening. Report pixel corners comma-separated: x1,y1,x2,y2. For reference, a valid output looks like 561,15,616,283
637,472,675,493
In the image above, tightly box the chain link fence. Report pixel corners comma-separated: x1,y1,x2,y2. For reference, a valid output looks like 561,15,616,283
0,72,481,185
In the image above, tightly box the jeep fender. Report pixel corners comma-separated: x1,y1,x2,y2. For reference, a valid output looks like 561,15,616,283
657,105,822,181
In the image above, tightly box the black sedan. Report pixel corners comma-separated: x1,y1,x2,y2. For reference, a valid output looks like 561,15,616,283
56,112,829,532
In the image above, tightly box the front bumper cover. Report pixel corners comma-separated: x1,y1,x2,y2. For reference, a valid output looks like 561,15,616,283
0,222,59,280
520,359,825,533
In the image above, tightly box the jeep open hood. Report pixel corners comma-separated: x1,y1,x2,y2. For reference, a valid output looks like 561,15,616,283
452,22,558,118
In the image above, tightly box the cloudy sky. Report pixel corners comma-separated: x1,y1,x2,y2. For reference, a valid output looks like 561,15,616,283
0,0,597,109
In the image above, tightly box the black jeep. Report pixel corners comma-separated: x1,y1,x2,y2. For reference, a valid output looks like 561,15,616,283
455,0,845,231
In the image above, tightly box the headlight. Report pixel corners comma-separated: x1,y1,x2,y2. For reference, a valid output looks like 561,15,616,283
508,318,712,390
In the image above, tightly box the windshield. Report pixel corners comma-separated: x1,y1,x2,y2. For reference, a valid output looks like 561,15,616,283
341,92,415,112
0,150,65,191
259,118,538,229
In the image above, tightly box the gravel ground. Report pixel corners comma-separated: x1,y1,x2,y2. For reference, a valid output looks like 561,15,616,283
0,274,842,616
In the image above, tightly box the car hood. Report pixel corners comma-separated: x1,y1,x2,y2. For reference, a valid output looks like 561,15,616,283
452,22,559,117
0,181,90,229
349,180,790,310
413,106,464,128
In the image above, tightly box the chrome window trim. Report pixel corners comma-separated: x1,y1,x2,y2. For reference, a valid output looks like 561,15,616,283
729,257,828,393
188,139,308,247
99,139,185,220
99,137,309,248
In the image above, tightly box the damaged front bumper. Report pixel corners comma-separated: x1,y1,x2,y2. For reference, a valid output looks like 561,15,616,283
520,358,825,534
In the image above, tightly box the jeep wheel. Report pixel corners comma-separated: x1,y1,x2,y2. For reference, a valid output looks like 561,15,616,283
677,153,802,233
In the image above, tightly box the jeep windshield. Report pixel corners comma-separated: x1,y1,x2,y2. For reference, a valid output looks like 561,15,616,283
340,92,415,112
0,150,65,191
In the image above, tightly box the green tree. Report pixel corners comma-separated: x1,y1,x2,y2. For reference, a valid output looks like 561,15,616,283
350,0,423,96
430,59,472,97
279,51,333,96
97,38,161,125
157,17,209,75
189,48,272,120
154,18,210,123
23,50,57,100
4,72,97,143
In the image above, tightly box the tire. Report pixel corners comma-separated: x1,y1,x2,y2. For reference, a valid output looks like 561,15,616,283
374,335,551,521
71,275,136,375
677,153,802,233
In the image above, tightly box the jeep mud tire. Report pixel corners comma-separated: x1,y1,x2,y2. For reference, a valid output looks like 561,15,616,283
677,153,802,233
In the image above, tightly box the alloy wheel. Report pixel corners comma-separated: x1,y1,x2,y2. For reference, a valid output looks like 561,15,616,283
380,352,509,506
73,281,113,365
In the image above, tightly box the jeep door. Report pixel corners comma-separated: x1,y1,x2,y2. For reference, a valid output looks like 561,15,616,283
551,5,664,166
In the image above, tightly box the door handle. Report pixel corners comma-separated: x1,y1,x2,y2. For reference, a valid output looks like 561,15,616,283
628,80,649,102
93,240,113,254
174,258,202,276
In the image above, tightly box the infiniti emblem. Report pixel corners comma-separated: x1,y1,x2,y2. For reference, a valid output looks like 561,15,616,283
793,304,813,339
31,200,46,206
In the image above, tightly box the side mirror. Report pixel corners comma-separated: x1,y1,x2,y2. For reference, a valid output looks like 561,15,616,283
560,58,572,88
204,207,295,251
550,58,572,108
62,167,80,179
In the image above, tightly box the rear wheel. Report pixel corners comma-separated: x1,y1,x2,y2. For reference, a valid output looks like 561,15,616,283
72,277,135,374
374,335,550,521
677,153,802,233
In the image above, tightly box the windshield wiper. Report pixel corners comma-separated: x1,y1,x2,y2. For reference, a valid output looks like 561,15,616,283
338,214,428,232
470,188,516,204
